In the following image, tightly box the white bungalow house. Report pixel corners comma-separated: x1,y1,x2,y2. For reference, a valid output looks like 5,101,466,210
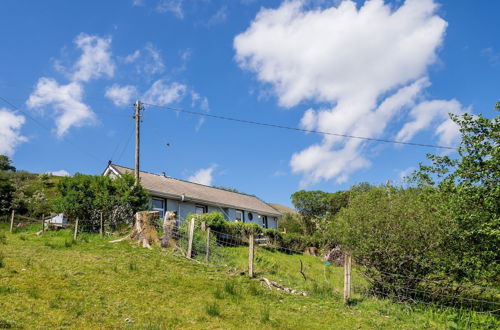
103,163,281,229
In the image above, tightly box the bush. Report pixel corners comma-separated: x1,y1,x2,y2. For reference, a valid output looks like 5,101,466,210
332,186,451,300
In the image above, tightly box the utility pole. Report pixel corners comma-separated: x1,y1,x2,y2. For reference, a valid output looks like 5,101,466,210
133,100,143,185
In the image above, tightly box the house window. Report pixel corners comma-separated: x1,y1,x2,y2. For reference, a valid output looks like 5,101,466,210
262,215,268,229
195,205,207,215
235,210,243,222
152,198,165,219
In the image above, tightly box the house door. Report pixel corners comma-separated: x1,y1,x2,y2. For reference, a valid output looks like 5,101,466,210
262,215,268,229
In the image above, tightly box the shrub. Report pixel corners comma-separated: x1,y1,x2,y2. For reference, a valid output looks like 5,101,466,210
332,186,451,300
205,301,221,317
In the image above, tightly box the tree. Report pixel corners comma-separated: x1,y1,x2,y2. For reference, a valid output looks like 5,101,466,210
291,190,350,234
0,155,15,172
413,103,499,282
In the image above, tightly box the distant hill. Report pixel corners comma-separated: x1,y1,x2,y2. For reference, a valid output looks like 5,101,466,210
268,203,297,215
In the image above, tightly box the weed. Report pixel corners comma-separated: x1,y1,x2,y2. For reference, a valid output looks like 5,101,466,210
248,282,263,296
223,280,238,297
260,309,270,323
0,232,6,245
213,287,224,300
0,253,4,268
27,287,40,299
44,241,57,249
19,234,27,241
0,286,14,295
112,264,119,273
205,301,221,317
128,261,138,271
64,239,75,248
25,258,32,267
0,319,14,328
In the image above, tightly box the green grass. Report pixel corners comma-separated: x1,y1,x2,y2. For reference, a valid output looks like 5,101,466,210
0,222,497,329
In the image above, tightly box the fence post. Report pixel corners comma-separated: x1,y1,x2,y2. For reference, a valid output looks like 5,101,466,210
201,221,206,232
343,253,352,304
41,214,45,234
9,210,15,233
248,232,254,278
205,227,211,262
100,212,103,237
73,218,79,240
187,218,195,259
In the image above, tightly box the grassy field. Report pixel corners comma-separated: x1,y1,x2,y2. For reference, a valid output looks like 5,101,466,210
0,223,497,329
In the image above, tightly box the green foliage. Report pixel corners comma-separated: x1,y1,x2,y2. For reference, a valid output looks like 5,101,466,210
332,186,451,296
204,301,221,317
56,173,149,232
412,105,499,282
0,155,15,172
277,212,304,234
291,189,351,234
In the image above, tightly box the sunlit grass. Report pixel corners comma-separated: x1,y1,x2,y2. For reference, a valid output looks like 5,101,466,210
0,222,497,329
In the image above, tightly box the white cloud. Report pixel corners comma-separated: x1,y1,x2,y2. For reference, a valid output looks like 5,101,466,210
396,99,465,147
105,84,138,106
26,78,95,137
143,80,186,105
235,0,459,185
190,91,210,131
0,109,27,156
71,34,115,82
188,165,216,186
48,170,70,177
122,43,165,75
156,0,184,19
206,6,228,27
132,0,145,6
481,47,500,68
144,43,165,75
124,50,141,63
398,166,416,181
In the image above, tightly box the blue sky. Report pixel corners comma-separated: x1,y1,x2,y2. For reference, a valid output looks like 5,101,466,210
0,0,498,206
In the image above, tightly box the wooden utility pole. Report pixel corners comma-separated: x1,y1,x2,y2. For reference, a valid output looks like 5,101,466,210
133,100,143,185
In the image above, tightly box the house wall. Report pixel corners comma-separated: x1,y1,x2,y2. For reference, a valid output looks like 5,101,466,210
151,195,278,229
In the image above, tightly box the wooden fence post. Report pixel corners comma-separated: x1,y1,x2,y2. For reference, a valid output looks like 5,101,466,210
9,210,15,233
41,214,45,234
248,232,254,278
100,212,103,237
73,218,79,240
187,218,195,259
343,253,352,304
205,227,211,262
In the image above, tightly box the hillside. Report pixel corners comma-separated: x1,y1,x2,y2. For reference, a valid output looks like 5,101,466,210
0,223,496,329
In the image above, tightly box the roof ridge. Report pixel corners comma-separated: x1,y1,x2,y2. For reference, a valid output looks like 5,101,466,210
111,163,263,200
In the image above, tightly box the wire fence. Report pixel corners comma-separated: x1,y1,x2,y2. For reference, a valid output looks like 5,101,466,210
167,220,500,328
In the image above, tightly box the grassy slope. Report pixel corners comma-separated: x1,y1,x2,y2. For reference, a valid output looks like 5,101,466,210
0,224,494,329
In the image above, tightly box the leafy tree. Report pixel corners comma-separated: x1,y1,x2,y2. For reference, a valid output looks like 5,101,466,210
413,103,499,282
291,190,350,234
0,155,15,172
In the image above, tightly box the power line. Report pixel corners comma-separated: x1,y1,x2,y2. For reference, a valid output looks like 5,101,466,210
142,103,458,151
0,96,103,164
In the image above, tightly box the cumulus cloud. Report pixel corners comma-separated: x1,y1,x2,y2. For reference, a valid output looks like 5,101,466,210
0,109,27,156
156,0,184,19
396,99,465,147
105,84,138,106
27,78,96,137
71,33,115,82
188,165,216,186
143,80,186,105
235,0,463,185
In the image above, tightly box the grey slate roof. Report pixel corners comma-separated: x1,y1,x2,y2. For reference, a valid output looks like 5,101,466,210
108,164,281,217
